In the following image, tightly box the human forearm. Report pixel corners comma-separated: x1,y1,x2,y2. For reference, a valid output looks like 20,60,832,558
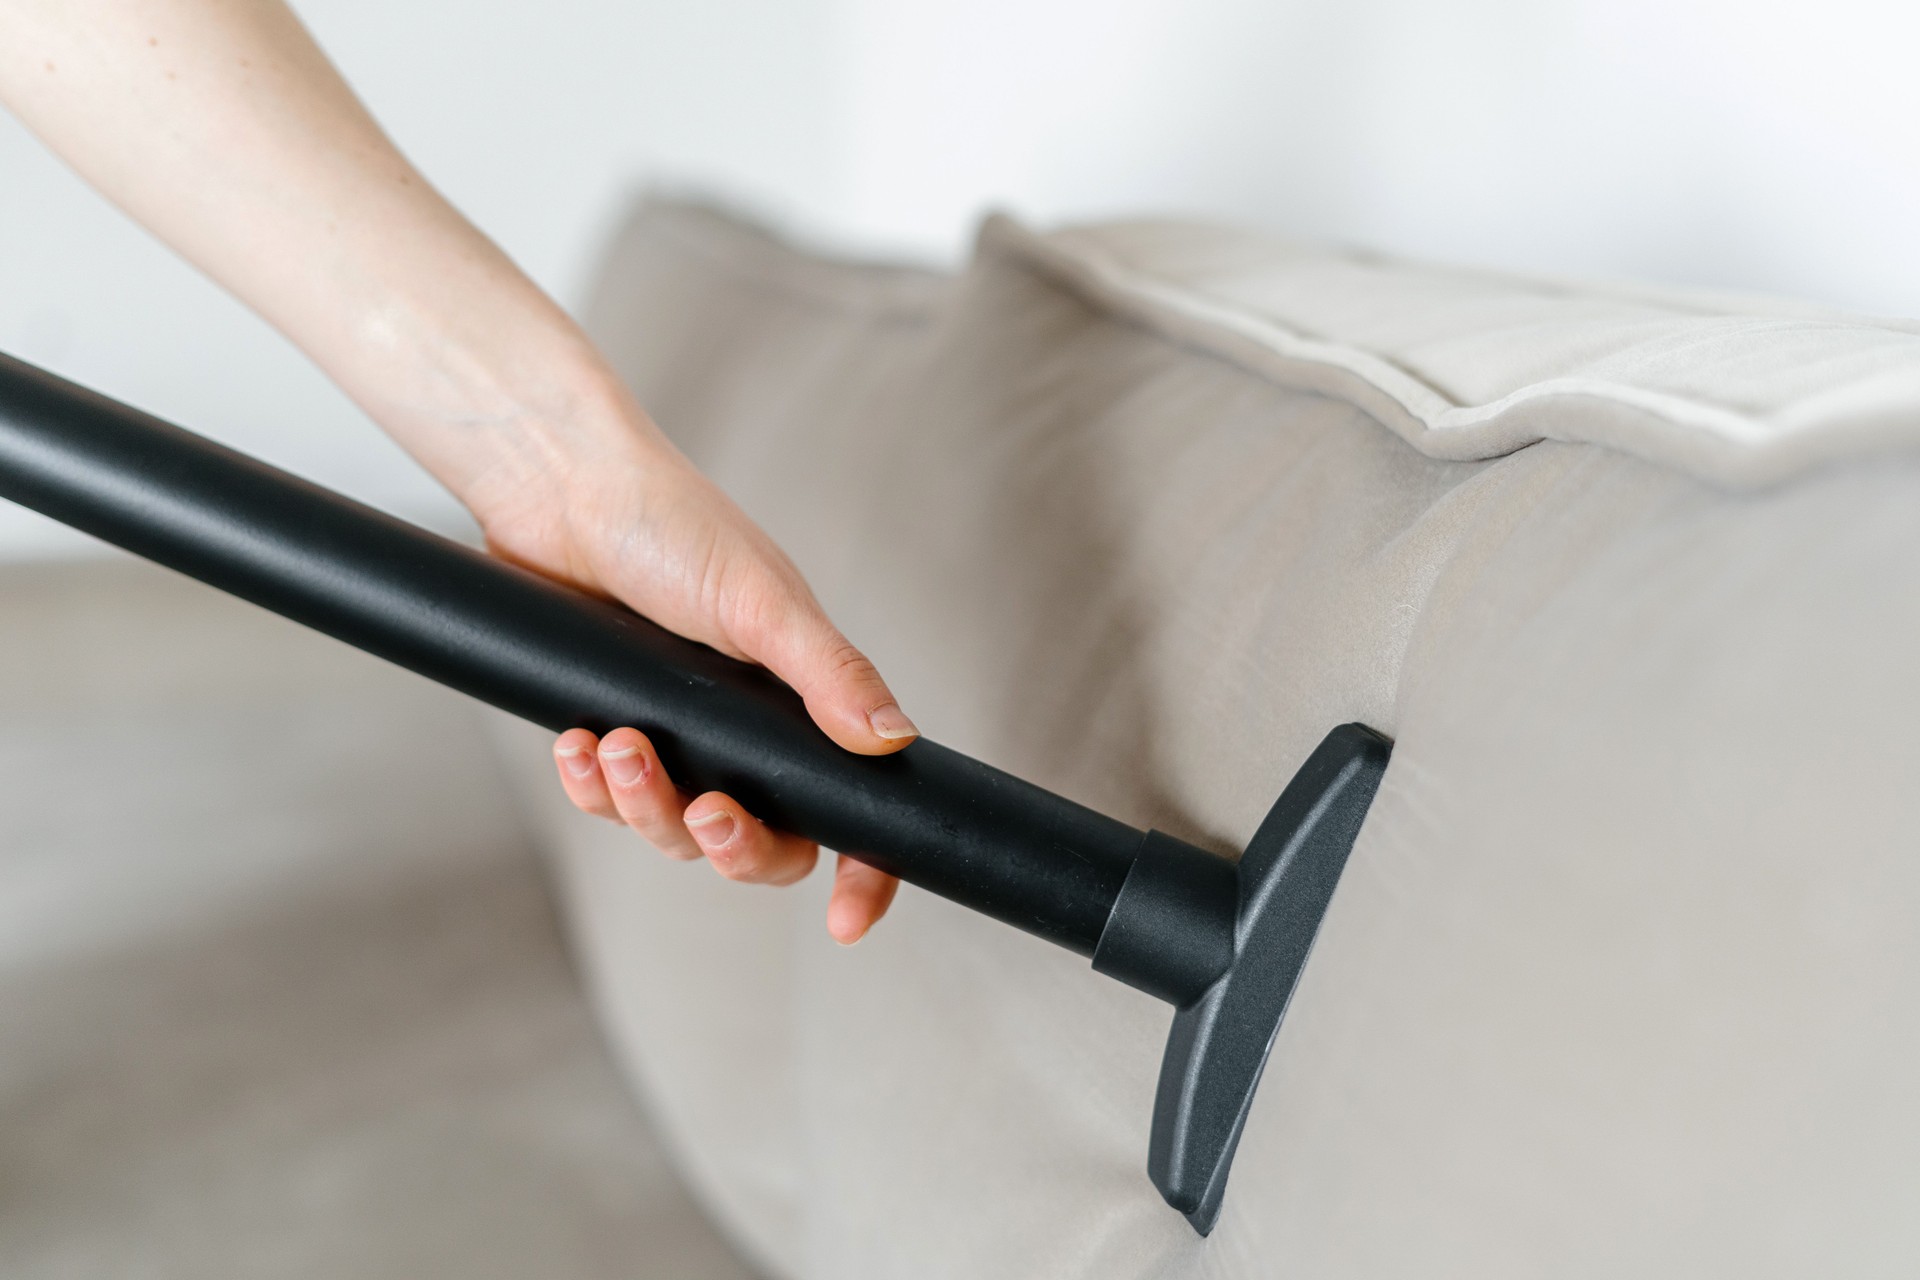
0,0,638,509
0,0,915,943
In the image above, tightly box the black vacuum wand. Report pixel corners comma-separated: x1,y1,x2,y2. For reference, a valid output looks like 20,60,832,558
0,350,1389,1235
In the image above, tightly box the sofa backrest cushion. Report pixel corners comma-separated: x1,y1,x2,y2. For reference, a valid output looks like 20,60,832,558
549,198,1920,1279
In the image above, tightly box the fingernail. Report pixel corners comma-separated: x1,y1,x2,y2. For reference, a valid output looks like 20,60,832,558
867,703,919,741
557,744,595,779
686,808,736,852
601,744,648,787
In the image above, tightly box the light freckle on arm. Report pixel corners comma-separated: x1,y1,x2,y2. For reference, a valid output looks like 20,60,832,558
44,61,55,72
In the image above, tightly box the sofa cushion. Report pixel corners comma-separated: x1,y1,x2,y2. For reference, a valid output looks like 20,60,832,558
1032,218,1920,485
509,198,1920,1279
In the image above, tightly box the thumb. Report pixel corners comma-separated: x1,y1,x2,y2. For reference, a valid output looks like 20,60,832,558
740,592,917,756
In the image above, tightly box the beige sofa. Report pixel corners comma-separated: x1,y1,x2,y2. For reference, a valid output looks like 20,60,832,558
502,199,1920,1278
0,557,757,1279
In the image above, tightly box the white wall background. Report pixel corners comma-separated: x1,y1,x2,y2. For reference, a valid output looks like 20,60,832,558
2,0,1915,557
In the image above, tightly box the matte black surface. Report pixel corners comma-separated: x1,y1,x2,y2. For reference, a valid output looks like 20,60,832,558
0,352,1144,954
1092,831,1238,1005
1147,723,1392,1234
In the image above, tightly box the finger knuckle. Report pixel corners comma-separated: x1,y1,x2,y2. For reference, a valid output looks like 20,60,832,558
820,637,874,683
629,810,680,844
713,853,758,882
767,862,812,887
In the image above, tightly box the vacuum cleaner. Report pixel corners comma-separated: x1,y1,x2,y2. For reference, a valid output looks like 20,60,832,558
0,349,1390,1235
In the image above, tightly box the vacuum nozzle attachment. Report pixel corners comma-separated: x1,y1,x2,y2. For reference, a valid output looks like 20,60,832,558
0,350,1390,1235
1132,725,1390,1234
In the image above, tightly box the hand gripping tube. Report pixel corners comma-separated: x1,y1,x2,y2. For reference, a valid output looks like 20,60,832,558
0,351,1390,1234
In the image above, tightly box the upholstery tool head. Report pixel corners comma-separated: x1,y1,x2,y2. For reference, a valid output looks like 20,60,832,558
1098,725,1390,1233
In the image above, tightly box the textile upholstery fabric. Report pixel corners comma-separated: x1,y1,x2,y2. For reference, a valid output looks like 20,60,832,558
503,200,1920,1278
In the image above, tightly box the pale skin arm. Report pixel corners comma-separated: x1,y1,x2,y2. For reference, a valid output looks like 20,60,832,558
0,0,908,942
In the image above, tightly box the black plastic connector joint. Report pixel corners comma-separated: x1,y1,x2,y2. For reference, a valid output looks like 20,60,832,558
1092,831,1239,1006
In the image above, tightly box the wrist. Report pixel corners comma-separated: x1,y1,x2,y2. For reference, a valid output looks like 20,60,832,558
345,300,666,528
454,356,668,533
